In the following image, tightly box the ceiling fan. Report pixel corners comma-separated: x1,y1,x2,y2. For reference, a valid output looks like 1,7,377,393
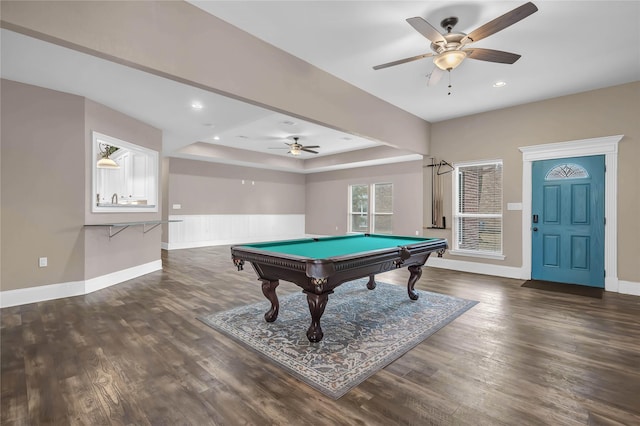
373,2,538,86
269,136,320,156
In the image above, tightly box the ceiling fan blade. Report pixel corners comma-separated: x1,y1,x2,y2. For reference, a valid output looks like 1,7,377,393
466,48,521,64
406,17,446,43
301,148,319,154
465,2,538,43
427,67,444,87
373,52,434,70
302,145,320,149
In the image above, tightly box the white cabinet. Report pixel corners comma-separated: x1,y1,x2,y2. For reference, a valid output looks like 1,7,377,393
108,150,152,202
129,152,148,199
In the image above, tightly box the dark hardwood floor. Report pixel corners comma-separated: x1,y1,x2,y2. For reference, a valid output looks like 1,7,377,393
2,246,639,425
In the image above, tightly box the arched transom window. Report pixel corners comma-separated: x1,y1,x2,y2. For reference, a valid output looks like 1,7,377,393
545,163,589,180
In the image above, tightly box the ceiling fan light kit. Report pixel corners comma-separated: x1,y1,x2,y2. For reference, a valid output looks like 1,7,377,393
433,50,467,71
290,146,302,156
269,136,320,156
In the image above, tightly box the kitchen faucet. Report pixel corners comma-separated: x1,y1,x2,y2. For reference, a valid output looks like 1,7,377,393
111,193,118,204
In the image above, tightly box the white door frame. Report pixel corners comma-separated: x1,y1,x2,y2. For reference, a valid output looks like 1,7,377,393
519,135,623,292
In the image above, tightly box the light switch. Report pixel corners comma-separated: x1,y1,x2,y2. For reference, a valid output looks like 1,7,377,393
172,204,181,210
39,257,48,267
507,202,523,211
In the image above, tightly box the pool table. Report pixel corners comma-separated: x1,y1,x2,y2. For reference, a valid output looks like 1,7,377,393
231,234,447,342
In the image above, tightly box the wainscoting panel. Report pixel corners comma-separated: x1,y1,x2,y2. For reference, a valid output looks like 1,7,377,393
166,214,306,250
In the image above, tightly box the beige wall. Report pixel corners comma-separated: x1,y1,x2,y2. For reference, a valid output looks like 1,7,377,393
427,82,640,282
167,158,306,217
0,0,430,155
1,79,85,291
0,79,163,290
84,99,162,279
305,161,424,237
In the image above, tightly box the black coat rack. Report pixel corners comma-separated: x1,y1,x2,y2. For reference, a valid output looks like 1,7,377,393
425,159,453,229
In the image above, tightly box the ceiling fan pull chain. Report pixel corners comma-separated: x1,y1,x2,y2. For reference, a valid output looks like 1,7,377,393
448,70,452,96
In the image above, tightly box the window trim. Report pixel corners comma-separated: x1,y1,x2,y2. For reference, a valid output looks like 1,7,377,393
451,159,504,258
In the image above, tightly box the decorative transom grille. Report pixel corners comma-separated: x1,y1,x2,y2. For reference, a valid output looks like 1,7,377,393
545,163,589,180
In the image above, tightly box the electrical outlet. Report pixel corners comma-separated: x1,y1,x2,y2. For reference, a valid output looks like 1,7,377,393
172,204,181,210
39,257,48,267
415,230,419,236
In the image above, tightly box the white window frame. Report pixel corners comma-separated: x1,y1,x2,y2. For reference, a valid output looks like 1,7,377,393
348,183,393,234
451,159,505,259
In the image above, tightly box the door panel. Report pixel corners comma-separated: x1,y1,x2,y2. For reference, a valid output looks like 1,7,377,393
571,184,589,224
542,235,560,267
543,186,560,223
570,236,589,269
532,155,604,287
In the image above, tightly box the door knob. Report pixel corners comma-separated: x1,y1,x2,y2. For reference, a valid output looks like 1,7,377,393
532,227,538,232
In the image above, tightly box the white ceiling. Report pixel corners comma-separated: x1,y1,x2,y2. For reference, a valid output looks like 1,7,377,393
191,1,640,122
2,1,639,173
0,29,384,172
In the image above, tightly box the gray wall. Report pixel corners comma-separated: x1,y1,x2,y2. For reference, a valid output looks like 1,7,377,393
1,79,85,291
426,82,640,282
166,158,306,218
84,99,163,279
305,161,424,237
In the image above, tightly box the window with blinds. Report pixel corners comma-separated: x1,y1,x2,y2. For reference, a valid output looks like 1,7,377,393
453,161,503,255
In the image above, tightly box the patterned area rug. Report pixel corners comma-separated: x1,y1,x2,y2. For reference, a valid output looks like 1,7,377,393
199,279,478,399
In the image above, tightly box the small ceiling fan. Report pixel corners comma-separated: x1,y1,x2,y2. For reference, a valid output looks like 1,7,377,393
269,137,320,156
373,2,538,86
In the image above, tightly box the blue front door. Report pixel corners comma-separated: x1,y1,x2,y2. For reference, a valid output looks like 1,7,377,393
531,155,605,287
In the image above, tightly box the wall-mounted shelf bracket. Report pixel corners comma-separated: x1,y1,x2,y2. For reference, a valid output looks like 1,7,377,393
85,220,181,239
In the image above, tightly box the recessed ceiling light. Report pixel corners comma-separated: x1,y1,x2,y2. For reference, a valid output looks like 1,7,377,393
213,136,220,141
191,102,204,110
493,81,507,88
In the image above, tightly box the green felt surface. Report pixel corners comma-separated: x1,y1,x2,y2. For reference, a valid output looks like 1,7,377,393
242,234,433,259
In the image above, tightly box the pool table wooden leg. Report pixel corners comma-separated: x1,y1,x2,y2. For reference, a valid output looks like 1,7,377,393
260,279,280,322
305,291,329,343
407,265,422,300
366,274,376,290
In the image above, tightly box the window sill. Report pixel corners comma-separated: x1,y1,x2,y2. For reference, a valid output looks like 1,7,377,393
448,249,506,260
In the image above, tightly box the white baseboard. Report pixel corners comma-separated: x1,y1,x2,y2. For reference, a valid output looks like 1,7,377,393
85,260,162,294
426,256,526,280
0,260,162,308
619,280,640,296
0,280,86,309
427,257,640,296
